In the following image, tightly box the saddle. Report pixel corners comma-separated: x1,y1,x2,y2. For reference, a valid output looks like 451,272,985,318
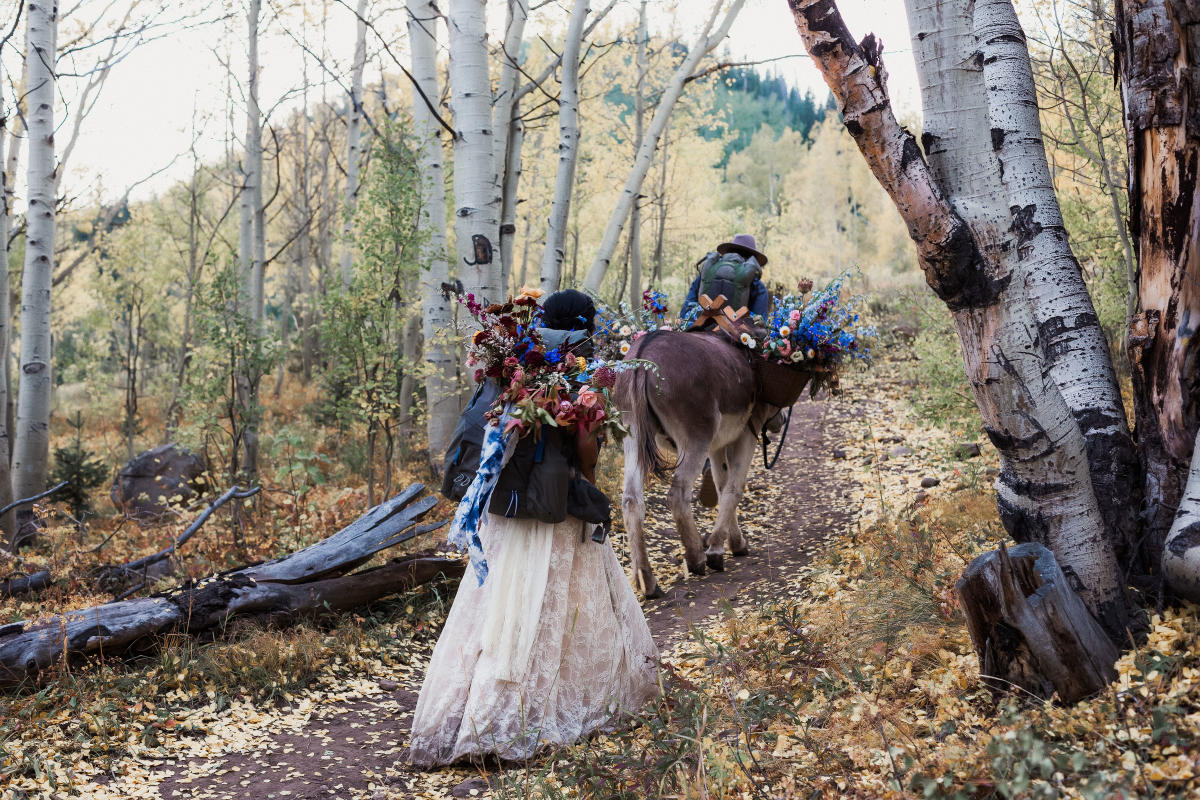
686,293,757,340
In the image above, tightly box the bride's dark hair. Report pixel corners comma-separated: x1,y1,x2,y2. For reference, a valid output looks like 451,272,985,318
541,289,596,333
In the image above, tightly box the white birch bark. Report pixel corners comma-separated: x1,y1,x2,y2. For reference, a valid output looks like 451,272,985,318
12,0,57,504
339,0,369,289
786,0,1129,635
493,0,529,282
236,0,264,478
408,0,457,463
499,117,523,291
0,55,15,544
448,0,500,301
906,0,1126,633
583,0,745,292
1163,430,1200,601
239,0,264,325
627,0,648,308
538,0,589,292
974,0,1139,557
3,25,26,218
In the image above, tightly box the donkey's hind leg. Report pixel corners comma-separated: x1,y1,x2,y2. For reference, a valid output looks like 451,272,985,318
668,447,710,577
707,432,757,571
622,433,662,599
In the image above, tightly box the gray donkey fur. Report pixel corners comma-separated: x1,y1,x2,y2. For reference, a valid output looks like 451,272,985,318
615,330,777,598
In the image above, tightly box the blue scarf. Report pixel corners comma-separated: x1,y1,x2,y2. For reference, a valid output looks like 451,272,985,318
447,411,515,585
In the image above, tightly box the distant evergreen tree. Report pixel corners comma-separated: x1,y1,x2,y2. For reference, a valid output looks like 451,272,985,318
700,65,827,164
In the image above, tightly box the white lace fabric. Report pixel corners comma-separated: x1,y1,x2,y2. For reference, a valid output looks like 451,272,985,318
408,513,660,767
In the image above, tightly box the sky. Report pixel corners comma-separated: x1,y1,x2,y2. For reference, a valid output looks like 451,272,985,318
1,0,920,207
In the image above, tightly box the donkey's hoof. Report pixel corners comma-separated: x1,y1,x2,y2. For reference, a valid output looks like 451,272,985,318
706,552,725,572
644,585,665,600
687,560,707,577
731,547,750,558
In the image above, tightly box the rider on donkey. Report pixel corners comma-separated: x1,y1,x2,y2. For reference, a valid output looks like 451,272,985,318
681,233,771,322
681,233,775,507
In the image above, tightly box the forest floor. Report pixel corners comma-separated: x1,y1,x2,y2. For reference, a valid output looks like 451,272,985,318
9,341,1200,799
73,381,858,800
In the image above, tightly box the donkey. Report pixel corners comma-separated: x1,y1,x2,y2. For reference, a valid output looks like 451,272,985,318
615,330,777,598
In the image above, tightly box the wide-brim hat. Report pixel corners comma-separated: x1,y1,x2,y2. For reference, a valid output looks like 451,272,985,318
716,233,768,266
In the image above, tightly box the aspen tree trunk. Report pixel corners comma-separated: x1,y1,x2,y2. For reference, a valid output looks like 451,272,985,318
12,0,57,515
408,0,457,465
653,125,669,284
0,57,15,544
583,0,746,292
237,0,264,478
1114,0,1200,595
339,0,369,289
448,0,501,302
494,0,529,282
974,0,1139,569
538,0,589,292
787,0,1133,640
499,119,523,291
627,0,648,309
3,24,26,220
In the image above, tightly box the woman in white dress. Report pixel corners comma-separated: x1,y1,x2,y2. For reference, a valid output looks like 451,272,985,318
408,290,659,767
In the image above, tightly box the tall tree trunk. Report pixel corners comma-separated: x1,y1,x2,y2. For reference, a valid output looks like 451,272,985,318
582,0,746,292
627,0,648,309
12,0,57,517
1114,0,1200,595
787,0,1134,640
538,0,589,292
653,125,669,284
0,53,15,543
237,0,264,479
339,0,369,289
448,0,501,301
494,0,529,283
974,0,1139,571
409,0,457,466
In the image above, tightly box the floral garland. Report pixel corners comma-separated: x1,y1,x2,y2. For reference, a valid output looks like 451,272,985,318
461,287,639,441
592,289,676,361
740,272,874,369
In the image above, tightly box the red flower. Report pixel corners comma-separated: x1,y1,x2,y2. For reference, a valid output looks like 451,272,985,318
592,366,617,388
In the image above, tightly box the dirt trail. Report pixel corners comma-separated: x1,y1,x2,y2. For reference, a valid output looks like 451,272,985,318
150,399,850,800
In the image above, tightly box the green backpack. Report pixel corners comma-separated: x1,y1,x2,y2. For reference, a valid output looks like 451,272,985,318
698,252,760,311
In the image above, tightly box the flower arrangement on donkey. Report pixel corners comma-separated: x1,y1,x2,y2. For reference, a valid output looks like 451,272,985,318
747,271,875,370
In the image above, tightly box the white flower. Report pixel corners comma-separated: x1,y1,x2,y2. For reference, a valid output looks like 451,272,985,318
619,325,633,337
779,325,791,338
740,332,756,349
806,348,816,359
791,351,803,362
619,341,631,355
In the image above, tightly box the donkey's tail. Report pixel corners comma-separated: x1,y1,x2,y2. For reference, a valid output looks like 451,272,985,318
623,365,672,477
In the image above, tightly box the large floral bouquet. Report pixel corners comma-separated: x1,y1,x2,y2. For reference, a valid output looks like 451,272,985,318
462,288,633,440
746,271,874,371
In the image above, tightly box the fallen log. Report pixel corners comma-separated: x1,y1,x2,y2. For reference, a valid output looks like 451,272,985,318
0,484,458,685
956,542,1118,704
0,571,52,598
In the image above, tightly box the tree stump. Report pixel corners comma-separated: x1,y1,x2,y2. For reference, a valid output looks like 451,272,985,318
956,542,1118,704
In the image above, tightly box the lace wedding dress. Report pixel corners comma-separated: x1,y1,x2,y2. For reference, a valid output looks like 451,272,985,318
408,514,659,766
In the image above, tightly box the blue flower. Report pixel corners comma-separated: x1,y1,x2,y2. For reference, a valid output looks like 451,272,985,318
545,348,562,365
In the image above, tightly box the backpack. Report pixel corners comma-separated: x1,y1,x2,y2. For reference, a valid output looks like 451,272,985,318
698,251,760,311
441,381,571,524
